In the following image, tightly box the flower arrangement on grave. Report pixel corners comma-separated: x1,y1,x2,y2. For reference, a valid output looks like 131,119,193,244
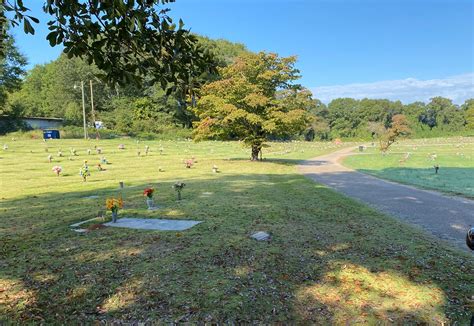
118,144,125,150
185,159,193,168
143,187,155,209
87,149,91,155
173,181,185,200
48,154,53,163
58,149,63,157
145,145,150,155
100,157,108,164
212,165,219,173
97,163,105,171
106,197,123,223
79,160,91,181
71,148,77,156
3,144,8,150
52,165,62,176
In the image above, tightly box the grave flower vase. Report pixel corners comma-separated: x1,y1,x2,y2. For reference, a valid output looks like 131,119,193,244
111,210,118,223
146,198,154,210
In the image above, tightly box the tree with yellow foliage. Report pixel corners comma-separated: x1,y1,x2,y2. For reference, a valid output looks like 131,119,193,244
193,52,312,160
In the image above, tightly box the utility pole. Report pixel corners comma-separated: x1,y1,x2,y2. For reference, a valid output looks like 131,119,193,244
89,80,101,139
74,81,88,139
90,80,96,124
80,81,87,139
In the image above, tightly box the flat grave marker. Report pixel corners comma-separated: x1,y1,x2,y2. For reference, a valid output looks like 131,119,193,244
104,217,201,231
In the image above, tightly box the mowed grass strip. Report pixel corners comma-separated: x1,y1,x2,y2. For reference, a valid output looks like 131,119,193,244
344,136,474,198
0,138,472,323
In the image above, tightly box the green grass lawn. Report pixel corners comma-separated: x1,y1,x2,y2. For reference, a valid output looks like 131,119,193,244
0,137,473,323
343,136,474,198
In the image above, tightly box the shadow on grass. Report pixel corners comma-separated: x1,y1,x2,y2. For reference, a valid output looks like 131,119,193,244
227,157,304,166
228,157,335,167
0,173,473,323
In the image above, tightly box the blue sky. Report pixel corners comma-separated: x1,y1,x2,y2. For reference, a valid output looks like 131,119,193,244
11,0,474,103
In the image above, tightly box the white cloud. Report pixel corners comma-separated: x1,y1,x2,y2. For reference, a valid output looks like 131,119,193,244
311,73,474,104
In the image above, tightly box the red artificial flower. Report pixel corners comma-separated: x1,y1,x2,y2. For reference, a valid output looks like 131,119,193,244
143,187,154,198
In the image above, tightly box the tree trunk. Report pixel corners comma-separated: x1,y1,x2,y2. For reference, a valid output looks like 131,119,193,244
251,144,261,161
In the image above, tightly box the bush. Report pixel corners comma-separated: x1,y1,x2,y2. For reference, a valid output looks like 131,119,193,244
60,126,123,139
0,117,31,135
5,129,43,139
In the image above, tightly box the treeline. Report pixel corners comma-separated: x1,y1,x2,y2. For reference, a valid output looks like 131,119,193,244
2,31,473,139
307,97,474,140
1,35,250,136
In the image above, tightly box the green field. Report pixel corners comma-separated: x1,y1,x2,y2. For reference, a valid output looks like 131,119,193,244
343,137,474,198
1,137,473,323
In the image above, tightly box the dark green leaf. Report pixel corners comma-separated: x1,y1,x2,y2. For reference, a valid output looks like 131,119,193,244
23,19,35,35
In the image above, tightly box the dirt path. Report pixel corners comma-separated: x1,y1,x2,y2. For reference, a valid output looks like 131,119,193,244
298,147,474,251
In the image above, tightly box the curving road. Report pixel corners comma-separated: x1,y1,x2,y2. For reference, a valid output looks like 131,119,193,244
298,147,474,251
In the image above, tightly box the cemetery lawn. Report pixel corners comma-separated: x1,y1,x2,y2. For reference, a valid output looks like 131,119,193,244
343,136,474,198
0,137,473,324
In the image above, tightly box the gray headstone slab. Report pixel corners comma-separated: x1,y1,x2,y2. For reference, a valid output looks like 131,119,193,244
251,231,271,241
104,217,202,231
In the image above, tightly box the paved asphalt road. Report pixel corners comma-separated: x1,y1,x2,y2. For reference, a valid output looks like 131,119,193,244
298,147,474,251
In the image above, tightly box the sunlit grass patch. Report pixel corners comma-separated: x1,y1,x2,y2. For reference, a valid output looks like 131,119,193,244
297,263,446,324
100,277,143,313
344,136,474,197
0,278,36,318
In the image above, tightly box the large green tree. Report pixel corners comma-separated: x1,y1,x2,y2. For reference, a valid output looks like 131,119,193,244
326,98,360,138
166,36,251,128
7,54,112,120
196,36,249,67
0,26,26,111
193,52,311,160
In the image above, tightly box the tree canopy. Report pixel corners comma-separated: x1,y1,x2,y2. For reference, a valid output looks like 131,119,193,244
0,25,26,110
315,96,472,140
1,0,216,88
3,35,251,136
193,52,312,160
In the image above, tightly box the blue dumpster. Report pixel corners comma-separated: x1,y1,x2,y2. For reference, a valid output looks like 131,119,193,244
43,130,60,139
